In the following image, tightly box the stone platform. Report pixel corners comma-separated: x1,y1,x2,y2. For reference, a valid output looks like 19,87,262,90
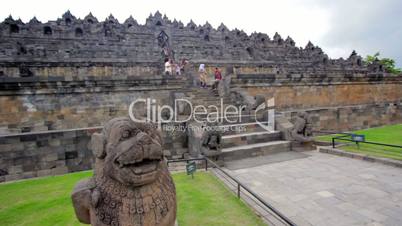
225,151,402,226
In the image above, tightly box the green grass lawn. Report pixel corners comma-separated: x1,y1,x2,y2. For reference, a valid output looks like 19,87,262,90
315,124,402,160
0,171,266,226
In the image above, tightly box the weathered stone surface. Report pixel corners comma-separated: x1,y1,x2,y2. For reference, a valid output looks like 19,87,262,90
244,82,402,110
281,102,402,132
72,117,176,226
227,151,402,226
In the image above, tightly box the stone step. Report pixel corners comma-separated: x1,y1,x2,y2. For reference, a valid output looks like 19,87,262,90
222,131,282,148
221,140,291,162
185,94,231,100
191,105,234,112
191,100,232,105
216,122,268,135
196,113,269,124
183,89,223,94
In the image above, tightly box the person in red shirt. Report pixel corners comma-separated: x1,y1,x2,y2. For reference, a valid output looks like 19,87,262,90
212,67,222,90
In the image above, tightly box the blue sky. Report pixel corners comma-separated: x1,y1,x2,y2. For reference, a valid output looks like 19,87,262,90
1,0,401,66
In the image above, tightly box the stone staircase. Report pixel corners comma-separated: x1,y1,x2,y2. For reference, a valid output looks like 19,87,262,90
179,86,292,163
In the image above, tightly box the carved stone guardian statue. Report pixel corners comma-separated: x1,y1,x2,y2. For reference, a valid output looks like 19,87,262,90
290,112,313,142
200,130,222,159
72,117,176,226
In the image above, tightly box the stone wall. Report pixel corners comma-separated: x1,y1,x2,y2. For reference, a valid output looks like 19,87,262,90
242,81,402,110
281,102,402,132
242,80,402,131
0,122,187,182
0,128,96,182
0,62,161,78
0,76,182,134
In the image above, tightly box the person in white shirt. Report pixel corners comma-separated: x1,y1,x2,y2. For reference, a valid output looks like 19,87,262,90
175,63,181,76
164,59,172,75
198,64,207,87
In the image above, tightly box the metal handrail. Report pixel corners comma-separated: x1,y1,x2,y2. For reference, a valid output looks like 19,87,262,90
312,130,354,136
167,157,208,171
167,157,297,226
332,135,402,149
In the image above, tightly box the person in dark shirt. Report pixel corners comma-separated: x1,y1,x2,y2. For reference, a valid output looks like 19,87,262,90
212,67,222,90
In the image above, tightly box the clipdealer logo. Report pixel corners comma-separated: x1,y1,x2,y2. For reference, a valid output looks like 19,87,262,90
128,98,275,132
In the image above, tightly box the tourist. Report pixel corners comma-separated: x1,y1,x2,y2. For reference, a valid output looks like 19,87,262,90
198,64,207,88
212,67,222,90
164,58,172,75
175,63,181,76
180,58,188,74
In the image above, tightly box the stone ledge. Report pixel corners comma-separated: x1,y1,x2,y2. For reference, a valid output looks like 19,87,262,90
318,146,402,168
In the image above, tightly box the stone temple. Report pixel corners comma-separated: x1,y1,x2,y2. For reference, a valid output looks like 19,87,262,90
0,11,401,181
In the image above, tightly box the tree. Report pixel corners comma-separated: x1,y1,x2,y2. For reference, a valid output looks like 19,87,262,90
364,52,402,75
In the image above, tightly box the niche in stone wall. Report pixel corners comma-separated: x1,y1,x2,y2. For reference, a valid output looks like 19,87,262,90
87,19,94,24
43,26,52,35
357,58,362,66
204,35,210,41
17,43,27,55
19,66,34,77
246,47,254,57
156,21,162,26
10,24,19,33
0,169,8,176
104,28,112,37
65,18,71,25
127,24,133,28
75,28,83,37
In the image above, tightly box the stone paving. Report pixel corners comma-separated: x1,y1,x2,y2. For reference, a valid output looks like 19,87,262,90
226,151,402,226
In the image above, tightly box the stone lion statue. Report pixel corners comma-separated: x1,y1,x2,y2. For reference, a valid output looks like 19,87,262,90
251,95,266,110
72,117,176,226
290,112,313,142
200,130,222,159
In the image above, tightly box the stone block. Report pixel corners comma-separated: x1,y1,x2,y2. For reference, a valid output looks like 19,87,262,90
37,169,52,177
51,166,68,175
8,165,23,174
5,173,23,181
0,143,13,152
45,153,58,162
22,164,36,172
48,139,61,147
23,171,37,179
163,150,172,157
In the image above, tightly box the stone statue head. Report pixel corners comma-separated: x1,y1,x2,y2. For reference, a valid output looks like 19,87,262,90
297,111,307,119
201,130,222,158
207,133,220,149
91,117,163,187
